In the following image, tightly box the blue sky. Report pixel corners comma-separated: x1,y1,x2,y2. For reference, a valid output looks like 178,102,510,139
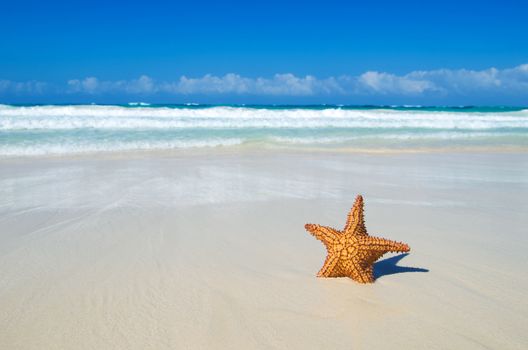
1,0,527,104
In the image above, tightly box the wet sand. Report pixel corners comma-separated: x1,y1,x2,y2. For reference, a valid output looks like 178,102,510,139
1,151,527,349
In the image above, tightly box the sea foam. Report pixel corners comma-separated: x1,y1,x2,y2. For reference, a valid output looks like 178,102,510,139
1,104,527,130
1,104,527,156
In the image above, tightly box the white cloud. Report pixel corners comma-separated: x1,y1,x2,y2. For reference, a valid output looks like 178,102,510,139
67,75,155,94
165,74,252,94
126,75,155,94
354,64,528,96
64,64,528,97
0,79,48,94
402,65,528,95
254,74,317,95
2,64,528,99
67,77,98,93
160,73,342,95
357,71,437,95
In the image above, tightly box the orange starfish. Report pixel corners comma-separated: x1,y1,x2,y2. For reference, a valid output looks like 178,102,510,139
305,195,410,283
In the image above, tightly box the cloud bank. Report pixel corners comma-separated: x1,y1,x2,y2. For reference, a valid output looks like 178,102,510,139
1,64,527,102
0,80,49,94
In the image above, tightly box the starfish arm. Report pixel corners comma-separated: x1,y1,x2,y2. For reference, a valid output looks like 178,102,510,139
343,257,375,283
349,268,375,284
305,224,340,248
359,236,410,254
343,195,368,236
317,254,340,277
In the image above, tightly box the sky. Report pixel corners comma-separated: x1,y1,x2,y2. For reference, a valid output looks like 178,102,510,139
0,0,527,105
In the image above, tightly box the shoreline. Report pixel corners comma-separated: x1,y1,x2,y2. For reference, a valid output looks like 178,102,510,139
2,103,527,160
1,143,528,163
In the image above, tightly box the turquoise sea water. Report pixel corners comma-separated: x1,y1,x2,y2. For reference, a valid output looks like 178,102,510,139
1,104,527,156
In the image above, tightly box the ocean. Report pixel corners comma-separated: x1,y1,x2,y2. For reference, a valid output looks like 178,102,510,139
1,104,527,156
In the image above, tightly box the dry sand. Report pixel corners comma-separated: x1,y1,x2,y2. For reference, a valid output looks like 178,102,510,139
1,151,527,349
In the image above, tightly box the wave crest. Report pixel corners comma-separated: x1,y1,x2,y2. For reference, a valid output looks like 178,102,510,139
1,104,527,130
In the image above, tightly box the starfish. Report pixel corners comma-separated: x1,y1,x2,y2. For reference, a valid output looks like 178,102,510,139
305,195,410,283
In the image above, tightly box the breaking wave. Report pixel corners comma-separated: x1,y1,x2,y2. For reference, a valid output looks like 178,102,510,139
1,104,527,130
1,104,527,156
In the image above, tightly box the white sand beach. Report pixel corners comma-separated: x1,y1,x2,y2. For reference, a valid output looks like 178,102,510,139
1,150,527,349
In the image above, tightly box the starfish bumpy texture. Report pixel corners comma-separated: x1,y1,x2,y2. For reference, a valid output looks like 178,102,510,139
305,195,410,283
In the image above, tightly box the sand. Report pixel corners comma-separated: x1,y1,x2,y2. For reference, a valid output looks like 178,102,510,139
1,151,527,349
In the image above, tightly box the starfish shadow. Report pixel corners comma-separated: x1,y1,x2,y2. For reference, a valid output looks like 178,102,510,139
374,253,429,280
